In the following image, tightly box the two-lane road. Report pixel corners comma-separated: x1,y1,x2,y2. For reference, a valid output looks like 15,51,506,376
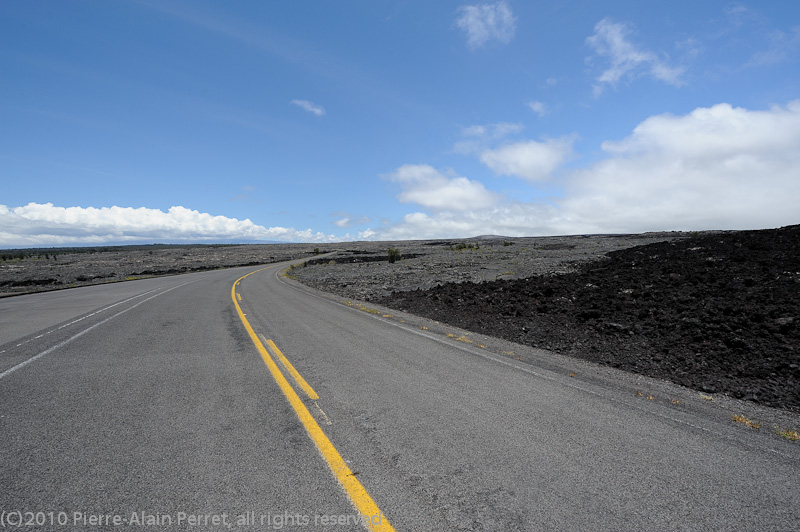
1,267,365,531
2,262,798,531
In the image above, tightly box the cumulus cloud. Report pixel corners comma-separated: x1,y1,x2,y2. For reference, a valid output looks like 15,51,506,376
290,99,326,116
479,136,576,182
386,164,501,211
375,100,800,238
6,102,798,245
375,204,564,240
586,18,684,95
0,204,336,246
561,100,800,232
455,1,516,49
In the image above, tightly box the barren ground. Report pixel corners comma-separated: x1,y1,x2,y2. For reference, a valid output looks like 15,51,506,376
293,228,800,413
0,243,327,297
3,227,798,413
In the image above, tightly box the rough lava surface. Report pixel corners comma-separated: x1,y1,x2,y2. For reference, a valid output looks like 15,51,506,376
0,244,319,296
380,226,800,412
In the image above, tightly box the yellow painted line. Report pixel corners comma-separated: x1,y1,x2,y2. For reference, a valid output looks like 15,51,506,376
232,268,394,532
237,292,242,302
260,334,319,400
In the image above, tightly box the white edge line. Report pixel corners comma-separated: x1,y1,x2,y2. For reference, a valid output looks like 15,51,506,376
3,288,164,353
0,281,195,381
274,268,800,462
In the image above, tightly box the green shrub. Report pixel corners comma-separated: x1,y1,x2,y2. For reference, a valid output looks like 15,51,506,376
451,242,478,251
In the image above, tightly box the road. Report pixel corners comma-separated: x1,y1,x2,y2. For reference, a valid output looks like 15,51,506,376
1,260,798,531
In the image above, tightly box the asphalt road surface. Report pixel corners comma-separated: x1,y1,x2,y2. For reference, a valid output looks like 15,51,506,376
1,261,798,531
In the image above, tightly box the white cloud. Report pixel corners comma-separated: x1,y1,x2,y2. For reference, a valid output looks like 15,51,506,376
8,102,797,246
376,100,800,238
375,204,565,240
561,100,800,232
333,214,370,228
699,4,799,70
290,99,326,116
0,204,337,246
462,122,523,139
489,122,523,138
480,136,576,182
586,18,684,95
455,122,523,154
724,3,754,28
747,26,800,67
386,164,501,211
455,1,516,49
527,100,547,117
461,125,487,137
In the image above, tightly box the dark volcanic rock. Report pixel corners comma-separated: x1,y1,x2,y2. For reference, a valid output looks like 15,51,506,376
380,226,800,412
0,243,332,296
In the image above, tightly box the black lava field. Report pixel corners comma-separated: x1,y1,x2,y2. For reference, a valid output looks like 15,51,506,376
382,226,800,412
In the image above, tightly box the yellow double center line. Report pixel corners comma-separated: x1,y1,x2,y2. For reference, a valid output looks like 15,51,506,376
232,268,394,532
262,336,319,401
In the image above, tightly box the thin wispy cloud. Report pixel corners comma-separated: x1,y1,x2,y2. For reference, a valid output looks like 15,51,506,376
527,100,547,117
291,99,326,116
663,4,798,74
709,4,800,69
586,18,684,95
462,122,523,139
724,3,756,29
140,1,423,120
746,26,800,67
454,122,523,154
333,214,371,228
455,1,516,49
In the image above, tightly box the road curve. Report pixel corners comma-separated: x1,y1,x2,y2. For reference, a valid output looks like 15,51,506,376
2,261,799,531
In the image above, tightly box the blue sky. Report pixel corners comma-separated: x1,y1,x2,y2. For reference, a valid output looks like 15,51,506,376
1,1,799,245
